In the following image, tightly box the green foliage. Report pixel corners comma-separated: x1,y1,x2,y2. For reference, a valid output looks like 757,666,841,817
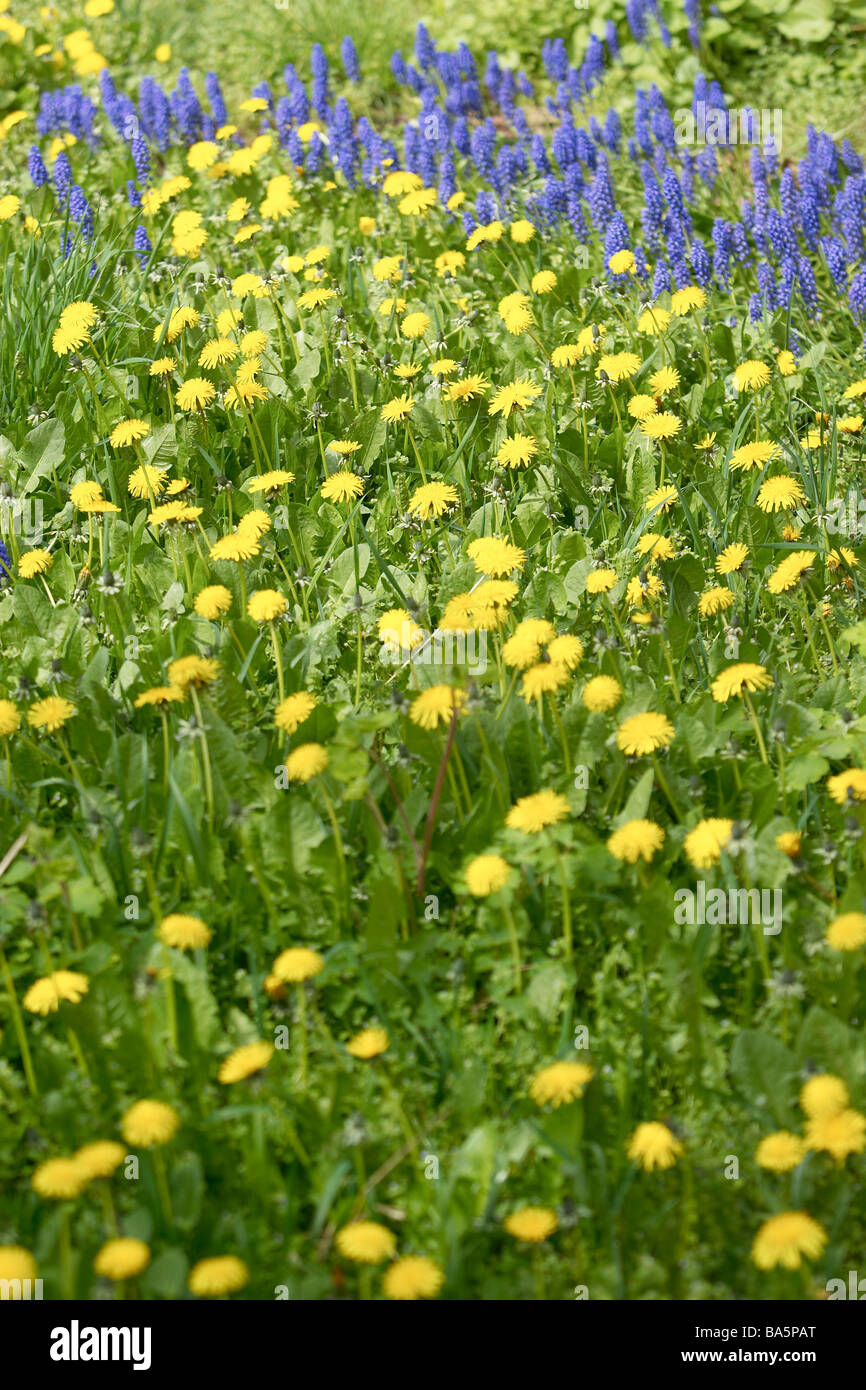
0,0,864,1308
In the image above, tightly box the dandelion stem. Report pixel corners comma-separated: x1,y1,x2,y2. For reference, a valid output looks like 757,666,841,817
502,901,523,992
557,851,573,959
296,983,308,1085
318,783,349,920
417,709,458,896
806,584,840,675
608,384,622,433
651,752,681,820
66,1024,90,1081
742,692,769,766
0,947,38,1097
189,687,215,828
160,709,171,792
162,943,178,1052
58,1206,74,1298
795,594,823,673
690,309,711,387
153,1149,174,1227
269,621,286,703
406,423,427,483
549,697,572,774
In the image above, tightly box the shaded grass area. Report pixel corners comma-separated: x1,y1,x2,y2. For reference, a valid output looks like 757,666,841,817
130,0,866,161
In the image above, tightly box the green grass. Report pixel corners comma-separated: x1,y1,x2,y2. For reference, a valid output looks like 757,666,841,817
0,0,864,1306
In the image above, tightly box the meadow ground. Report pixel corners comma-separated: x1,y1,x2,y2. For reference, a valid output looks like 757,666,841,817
0,0,866,1304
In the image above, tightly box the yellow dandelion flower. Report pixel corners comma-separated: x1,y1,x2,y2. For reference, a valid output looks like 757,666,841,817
684,818,734,868
32,1158,89,1200
325,472,366,505
188,1256,249,1296
715,542,749,575
628,394,658,422
245,470,294,494
0,1246,37,1282
465,854,511,896
109,418,150,448
520,662,570,701
0,700,21,737
489,377,541,417
247,589,287,622
585,568,618,594
711,663,773,702
729,440,778,472
187,140,218,170
336,1221,396,1264
275,692,317,734
608,249,635,275
94,1238,151,1281
122,1100,180,1148
756,476,805,512
637,305,671,334
582,674,622,712
382,1256,444,1301
285,742,328,782
628,1121,683,1170
158,913,212,950
806,1108,866,1160
751,1212,826,1270
133,685,184,708
272,947,324,983
18,549,53,578
467,536,526,576
398,187,436,216
435,249,465,276
447,374,490,401
826,768,866,805
409,685,466,730
176,378,215,411
166,656,219,690
23,970,89,1015
218,1040,274,1084
698,586,735,617
755,1132,806,1173
128,463,167,499
381,394,414,423
801,1074,848,1119
509,219,535,243
504,1207,557,1243
616,711,674,756
637,533,675,562
766,550,816,594
775,830,802,858
647,366,679,395
194,585,233,621
597,351,641,383
27,697,76,732
466,220,504,250
670,286,706,316
346,1027,389,1059
408,481,459,519
495,434,539,469
531,269,557,294
505,789,570,834
530,1061,593,1108
607,818,665,864
734,359,771,391
401,311,430,339
826,912,866,952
